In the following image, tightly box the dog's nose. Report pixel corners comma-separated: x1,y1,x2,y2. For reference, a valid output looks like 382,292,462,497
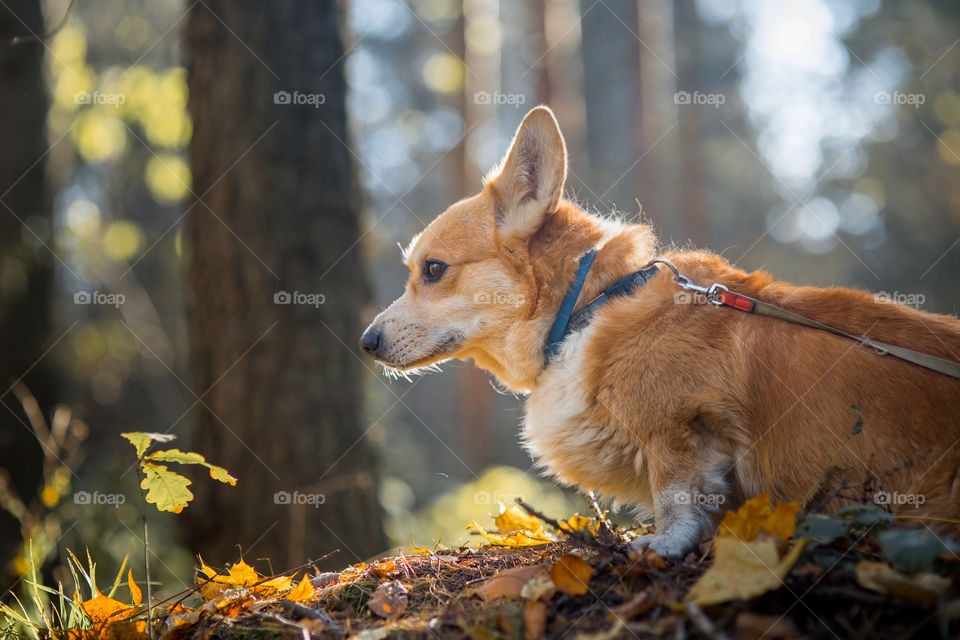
359,328,382,354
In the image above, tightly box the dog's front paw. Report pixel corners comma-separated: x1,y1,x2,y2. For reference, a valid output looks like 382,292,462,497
629,533,695,559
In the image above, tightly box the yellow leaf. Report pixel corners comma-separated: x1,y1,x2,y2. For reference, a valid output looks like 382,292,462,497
686,537,807,606
257,575,293,595
407,547,433,555
197,556,218,580
224,560,259,587
718,493,798,542
550,555,594,595
559,515,598,535
467,523,555,547
121,432,175,458
494,505,543,535
80,592,132,625
127,569,141,607
286,574,315,603
763,502,799,541
140,462,192,513
146,448,237,486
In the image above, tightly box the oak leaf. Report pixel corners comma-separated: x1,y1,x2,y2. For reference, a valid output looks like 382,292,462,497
140,462,193,513
146,448,237,485
121,432,175,458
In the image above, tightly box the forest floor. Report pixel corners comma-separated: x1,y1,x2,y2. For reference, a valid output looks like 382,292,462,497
82,497,960,640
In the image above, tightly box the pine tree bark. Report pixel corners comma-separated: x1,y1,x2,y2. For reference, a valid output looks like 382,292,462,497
0,0,53,590
183,1,385,568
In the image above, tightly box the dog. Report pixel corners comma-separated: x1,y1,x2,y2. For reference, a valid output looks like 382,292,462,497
360,105,960,557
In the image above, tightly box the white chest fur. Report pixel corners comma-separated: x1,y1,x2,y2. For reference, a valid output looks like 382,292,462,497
522,328,652,506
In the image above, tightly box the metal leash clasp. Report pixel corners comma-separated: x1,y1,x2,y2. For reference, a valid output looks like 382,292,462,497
644,258,727,305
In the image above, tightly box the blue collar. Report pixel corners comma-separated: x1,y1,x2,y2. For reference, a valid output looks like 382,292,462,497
544,250,597,363
543,250,659,365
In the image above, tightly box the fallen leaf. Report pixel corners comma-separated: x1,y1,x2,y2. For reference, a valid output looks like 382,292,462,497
523,600,547,640
127,569,141,607
495,505,544,535
368,581,408,618
286,574,315,603
372,560,396,577
559,514,599,536
718,493,799,543
467,523,555,547
610,590,653,619
224,560,259,587
854,561,951,603
79,592,133,625
685,537,807,606
257,574,294,595
477,565,549,601
550,555,593,596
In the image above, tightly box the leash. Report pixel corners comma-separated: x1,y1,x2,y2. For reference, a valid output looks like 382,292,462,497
650,258,960,381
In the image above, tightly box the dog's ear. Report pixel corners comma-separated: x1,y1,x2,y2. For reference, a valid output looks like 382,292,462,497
488,106,567,239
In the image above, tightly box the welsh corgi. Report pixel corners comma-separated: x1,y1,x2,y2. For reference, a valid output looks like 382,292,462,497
360,106,960,557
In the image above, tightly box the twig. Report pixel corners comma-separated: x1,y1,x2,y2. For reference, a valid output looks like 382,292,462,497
515,498,615,551
279,599,341,629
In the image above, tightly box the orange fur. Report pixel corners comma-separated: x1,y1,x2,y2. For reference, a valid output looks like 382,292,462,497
361,106,960,555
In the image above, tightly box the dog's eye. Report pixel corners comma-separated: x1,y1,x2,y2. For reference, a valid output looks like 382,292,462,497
423,260,447,283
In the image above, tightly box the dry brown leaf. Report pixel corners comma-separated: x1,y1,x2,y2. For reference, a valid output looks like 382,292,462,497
855,561,951,603
550,554,594,596
467,523,555,547
477,565,549,601
368,580,408,618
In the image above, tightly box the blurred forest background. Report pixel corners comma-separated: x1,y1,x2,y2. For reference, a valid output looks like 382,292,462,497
2,0,959,607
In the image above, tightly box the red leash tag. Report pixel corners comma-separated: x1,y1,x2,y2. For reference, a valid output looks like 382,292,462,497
719,290,755,312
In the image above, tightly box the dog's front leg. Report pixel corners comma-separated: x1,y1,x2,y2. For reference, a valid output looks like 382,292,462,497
629,436,733,558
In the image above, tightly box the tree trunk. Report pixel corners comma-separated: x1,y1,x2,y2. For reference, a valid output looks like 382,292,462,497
578,0,642,215
183,1,385,569
0,0,52,590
